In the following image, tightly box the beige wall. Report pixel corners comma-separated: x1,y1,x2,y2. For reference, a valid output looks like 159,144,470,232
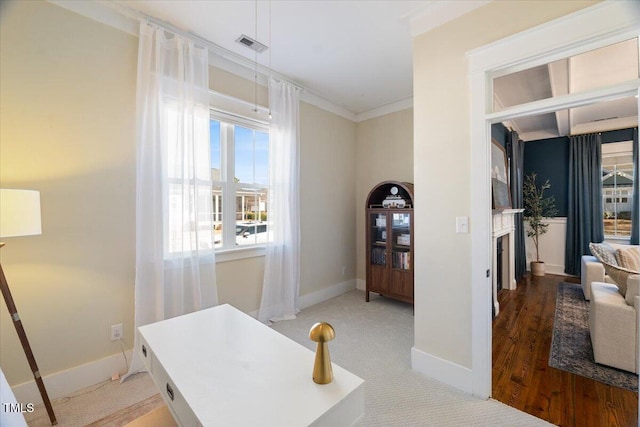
412,0,598,368
300,103,357,295
355,109,414,282
0,0,358,386
0,0,138,384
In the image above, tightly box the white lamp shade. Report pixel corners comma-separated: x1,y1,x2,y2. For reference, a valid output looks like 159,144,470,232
0,189,42,238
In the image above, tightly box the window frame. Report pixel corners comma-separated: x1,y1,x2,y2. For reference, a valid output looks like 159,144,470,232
210,109,270,260
601,140,634,241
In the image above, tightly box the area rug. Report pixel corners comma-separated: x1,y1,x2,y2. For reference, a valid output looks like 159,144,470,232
549,282,638,392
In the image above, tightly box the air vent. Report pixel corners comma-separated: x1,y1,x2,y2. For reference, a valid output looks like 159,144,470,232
235,35,268,53
593,116,618,122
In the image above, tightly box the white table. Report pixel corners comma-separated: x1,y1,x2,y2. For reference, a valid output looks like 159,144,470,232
138,304,364,426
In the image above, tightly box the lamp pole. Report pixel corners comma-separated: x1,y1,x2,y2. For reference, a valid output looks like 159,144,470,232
0,253,57,425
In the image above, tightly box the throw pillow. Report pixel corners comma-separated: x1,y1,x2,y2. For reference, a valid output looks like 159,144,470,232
589,242,618,266
615,246,640,272
625,275,640,306
602,262,637,296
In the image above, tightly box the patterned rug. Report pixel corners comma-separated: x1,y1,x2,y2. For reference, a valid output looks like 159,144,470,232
549,282,638,392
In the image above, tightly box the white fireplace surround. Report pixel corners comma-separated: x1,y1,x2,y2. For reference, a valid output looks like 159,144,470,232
492,209,524,316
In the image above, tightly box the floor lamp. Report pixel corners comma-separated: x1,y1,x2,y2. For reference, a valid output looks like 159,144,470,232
0,189,57,425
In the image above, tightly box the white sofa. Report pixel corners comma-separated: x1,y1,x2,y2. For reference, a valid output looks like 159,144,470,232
581,243,638,300
589,275,640,373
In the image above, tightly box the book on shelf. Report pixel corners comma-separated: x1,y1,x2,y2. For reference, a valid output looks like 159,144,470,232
392,251,411,270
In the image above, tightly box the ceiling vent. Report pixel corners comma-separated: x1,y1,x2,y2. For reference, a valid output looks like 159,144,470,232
235,35,269,53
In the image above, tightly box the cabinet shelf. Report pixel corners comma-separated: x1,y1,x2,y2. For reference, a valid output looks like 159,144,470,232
365,181,414,305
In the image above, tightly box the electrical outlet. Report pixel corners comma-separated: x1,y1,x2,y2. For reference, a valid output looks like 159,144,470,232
111,324,123,341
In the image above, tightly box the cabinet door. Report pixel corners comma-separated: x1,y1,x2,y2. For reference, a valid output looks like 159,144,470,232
391,212,411,271
368,212,389,293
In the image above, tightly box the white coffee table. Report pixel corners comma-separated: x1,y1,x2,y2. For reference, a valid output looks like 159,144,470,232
138,304,364,426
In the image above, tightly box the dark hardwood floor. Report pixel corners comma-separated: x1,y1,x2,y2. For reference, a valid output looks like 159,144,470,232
492,273,638,426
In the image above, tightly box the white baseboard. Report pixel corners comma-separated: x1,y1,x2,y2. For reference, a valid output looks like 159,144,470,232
12,349,132,405
246,279,358,319
356,278,365,290
411,346,472,394
526,263,568,276
299,279,357,309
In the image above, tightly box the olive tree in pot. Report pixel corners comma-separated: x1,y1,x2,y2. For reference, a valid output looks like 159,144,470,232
523,172,558,277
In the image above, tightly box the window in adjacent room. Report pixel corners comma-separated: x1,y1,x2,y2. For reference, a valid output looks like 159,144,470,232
602,140,634,238
210,112,270,250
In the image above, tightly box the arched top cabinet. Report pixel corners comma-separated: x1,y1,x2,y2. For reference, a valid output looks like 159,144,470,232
365,181,414,305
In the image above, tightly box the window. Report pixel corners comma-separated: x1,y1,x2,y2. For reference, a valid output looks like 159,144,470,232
210,112,270,250
602,141,634,238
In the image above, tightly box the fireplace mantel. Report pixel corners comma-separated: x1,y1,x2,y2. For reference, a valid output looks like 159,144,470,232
492,209,524,316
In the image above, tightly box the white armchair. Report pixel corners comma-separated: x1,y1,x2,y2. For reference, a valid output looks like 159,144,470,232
588,275,640,373
581,243,639,300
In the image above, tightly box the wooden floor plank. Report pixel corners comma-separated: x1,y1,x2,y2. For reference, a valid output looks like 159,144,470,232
492,274,638,426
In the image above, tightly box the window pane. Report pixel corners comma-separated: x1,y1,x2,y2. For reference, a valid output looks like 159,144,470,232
210,120,221,181
602,141,633,237
235,126,254,183
255,130,269,186
234,127,268,185
235,189,268,247
212,185,222,248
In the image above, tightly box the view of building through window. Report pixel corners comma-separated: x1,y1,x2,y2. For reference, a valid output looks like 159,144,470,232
210,117,269,249
602,141,634,238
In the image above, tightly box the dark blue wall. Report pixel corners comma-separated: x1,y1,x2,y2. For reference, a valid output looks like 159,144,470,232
523,136,569,216
523,127,637,217
491,123,509,148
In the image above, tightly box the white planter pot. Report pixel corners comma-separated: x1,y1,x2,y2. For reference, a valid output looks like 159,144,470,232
531,261,545,277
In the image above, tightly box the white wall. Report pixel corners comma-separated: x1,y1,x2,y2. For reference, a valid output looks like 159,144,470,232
0,0,357,396
412,0,598,387
525,218,567,276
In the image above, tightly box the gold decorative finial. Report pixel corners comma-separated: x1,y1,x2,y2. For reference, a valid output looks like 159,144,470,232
309,322,335,384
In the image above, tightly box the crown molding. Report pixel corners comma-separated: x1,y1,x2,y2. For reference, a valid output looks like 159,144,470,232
410,0,492,37
355,96,413,123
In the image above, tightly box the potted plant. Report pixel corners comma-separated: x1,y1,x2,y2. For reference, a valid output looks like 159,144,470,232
523,172,558,276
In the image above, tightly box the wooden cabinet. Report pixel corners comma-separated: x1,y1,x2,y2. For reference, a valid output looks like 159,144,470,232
366,181,414,304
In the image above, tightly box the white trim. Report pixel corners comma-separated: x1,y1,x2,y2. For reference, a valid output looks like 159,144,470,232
410,0,492,37
526,262,567,276
487,80,640,123
215,246,266,263
469,0,640,400
355,97,413,122
299,279,357,310
299,92,357,122
246,279,357,319
411,347,473,394
49,0,138,36
468,2,640,76
11,350,132,404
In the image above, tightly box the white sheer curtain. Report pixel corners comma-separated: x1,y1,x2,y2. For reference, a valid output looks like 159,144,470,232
126,21,218,378
258,79,301,324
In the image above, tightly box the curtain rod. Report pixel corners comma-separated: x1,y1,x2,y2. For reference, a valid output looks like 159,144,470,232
109,2,306,93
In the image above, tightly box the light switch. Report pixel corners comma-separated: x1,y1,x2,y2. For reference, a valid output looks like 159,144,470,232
456,216,469,233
